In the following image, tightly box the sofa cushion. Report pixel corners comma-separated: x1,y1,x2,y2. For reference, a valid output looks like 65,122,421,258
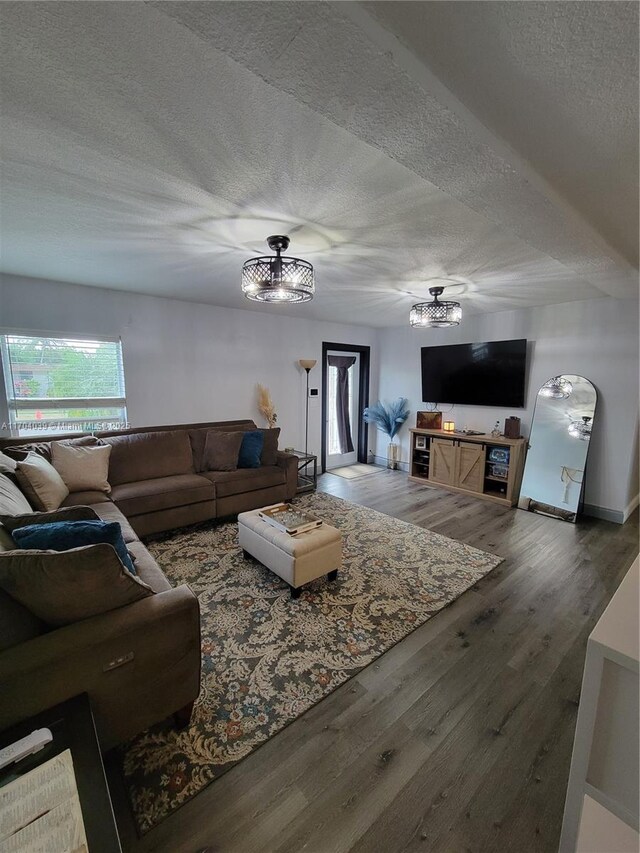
189,423,255,473
51,442,112,494
238,430,264,469
127,542,172,593
0,473,33,516
0,589,47,651
15,454,69,512
90,501,138,543
203,431,244,472
200,466,286,498
103,430,194,486
260,428,280,466
61,490,111,507
0,527,15,551
0,505,100,535
0,543,153,628
110,474,214,516
12,520,136,575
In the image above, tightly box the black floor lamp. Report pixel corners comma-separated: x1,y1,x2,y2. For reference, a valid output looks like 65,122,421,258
298,359,317,457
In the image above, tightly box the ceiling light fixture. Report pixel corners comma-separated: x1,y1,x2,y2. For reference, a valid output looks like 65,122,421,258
568,416,592,441
409,286,462,328
539,376,573,399
242,235,314,303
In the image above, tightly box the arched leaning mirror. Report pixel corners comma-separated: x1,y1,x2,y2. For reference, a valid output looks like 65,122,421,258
518,375,597,523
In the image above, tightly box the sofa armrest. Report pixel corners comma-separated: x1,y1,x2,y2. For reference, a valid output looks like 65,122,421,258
276,451,298,500
0,585,201,749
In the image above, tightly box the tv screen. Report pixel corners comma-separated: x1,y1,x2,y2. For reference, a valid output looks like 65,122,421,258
421,339,527,407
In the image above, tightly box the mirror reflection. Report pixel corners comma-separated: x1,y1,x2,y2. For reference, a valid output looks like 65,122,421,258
519,374,597,522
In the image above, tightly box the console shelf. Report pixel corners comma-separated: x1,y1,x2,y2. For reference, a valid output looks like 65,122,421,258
408,429,527,507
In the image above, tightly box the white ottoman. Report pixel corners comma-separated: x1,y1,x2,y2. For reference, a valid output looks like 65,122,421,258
238,508,342,599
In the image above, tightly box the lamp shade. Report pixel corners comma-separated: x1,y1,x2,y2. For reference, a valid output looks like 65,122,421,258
298,359,317,371
443,421,455,432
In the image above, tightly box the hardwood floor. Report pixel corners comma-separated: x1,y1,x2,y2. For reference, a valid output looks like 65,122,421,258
107,471,639,853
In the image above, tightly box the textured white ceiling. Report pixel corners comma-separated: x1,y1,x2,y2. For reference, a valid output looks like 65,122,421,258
0,1,637,327
363,0,639,268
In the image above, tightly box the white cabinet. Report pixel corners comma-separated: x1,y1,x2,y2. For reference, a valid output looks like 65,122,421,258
560,557,639,852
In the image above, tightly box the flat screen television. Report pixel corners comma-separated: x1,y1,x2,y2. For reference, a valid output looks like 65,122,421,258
421,339,527,407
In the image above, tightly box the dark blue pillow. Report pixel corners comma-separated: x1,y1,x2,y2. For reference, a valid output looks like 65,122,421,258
238,430,264,469
12,520,136,575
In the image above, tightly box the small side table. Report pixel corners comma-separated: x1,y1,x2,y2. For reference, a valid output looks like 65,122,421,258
291,450,317,493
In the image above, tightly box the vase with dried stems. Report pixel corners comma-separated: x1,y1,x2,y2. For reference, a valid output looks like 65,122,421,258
256,384,277,428
363,398,410,470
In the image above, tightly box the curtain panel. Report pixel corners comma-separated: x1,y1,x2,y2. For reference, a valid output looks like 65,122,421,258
328,355,356,455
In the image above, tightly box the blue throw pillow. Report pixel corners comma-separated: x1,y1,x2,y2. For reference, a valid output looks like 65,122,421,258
12,520,136,575
238,430,264,469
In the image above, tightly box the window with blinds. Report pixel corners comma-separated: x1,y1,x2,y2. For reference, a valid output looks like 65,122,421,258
0,333,127,436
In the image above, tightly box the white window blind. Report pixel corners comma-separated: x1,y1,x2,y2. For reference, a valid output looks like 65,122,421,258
0,333,127,436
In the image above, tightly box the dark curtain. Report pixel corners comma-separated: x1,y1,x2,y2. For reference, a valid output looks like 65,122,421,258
328,355,357,454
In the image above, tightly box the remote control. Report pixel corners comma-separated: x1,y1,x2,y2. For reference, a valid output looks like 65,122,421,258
0,728,53,770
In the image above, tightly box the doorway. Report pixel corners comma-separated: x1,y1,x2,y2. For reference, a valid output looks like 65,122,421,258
321,342,370,472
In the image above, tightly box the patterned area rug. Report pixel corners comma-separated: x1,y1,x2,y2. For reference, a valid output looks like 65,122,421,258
121,492,502,833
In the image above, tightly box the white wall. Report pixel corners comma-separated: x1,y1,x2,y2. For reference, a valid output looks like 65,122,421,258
0,274,378,461
1,275,636,521
375,297,639,521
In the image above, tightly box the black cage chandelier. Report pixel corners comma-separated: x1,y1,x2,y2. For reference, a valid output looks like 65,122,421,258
409,286,462,328
242,235,315,303
539,376,573,399
568,416,592,441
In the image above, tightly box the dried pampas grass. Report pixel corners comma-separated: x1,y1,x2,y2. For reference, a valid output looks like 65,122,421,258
257,384,277,428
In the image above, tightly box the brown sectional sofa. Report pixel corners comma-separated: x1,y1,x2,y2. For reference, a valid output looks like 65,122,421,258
0,420,298,748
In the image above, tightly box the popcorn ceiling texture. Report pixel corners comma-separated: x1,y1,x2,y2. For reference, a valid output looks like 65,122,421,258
0,2,636,327
364,0,639,269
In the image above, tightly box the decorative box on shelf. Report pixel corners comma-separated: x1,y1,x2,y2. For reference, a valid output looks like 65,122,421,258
416,411,442,430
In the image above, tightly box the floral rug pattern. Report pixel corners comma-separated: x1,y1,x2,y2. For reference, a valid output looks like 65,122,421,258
121,492,502,833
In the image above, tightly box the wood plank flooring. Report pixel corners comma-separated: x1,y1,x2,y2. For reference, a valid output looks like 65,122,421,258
107,471,639,853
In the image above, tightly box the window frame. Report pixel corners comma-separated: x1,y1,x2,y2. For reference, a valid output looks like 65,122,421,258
0,329,128,437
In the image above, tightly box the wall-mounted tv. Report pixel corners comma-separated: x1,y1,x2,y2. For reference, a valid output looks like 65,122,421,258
421,339,527,407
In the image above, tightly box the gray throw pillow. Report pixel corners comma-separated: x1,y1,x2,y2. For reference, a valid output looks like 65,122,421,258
202,430,244,471
15,453,69,512
260,428,281,466
0,474,33,517
51,442,112,493
0,543,153,627
0,452,18,476
2,435,99,464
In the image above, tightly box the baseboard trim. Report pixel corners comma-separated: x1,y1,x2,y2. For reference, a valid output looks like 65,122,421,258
583,504,626,524
372,455,410,473
623,493,639,523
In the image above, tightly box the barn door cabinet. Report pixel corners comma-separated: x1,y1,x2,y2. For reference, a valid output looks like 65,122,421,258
409,429,527,507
